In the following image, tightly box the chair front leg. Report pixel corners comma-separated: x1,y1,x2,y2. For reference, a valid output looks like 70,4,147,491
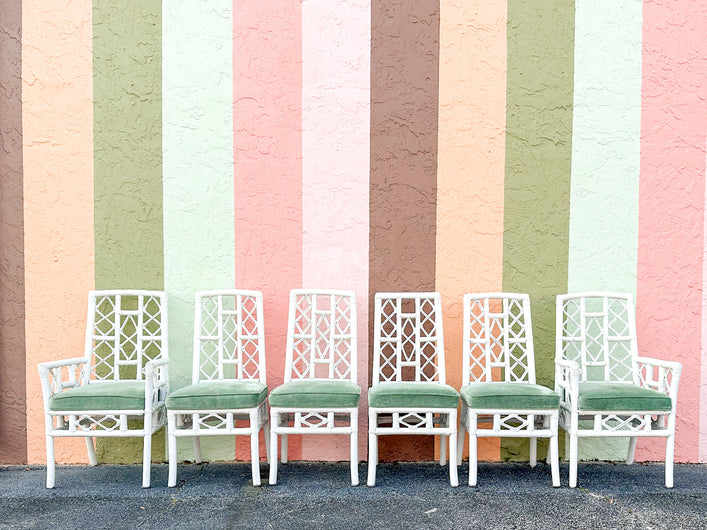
550,413,560,487
468,432,478,486
367,410,378,487
263,418,271,466
350,409,359,486
665,412,676,488
448,410,458,487
626,436,637,465
568,412,579,488
268,410,279,485
142,412,153,488
85,437,98,466
167,413,178,487
250,410,262,486
46,433,56,489
529,437,537,468
456,405,467,467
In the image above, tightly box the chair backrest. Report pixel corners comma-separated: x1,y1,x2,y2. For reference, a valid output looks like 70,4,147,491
284,289,357,383
556,292,638,383
193,290,266,384
463,293,536,385
372,292,446,385
84,290,168,382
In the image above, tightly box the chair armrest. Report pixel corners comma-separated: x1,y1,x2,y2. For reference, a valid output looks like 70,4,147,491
555,359,580,410
37,357,87,402
635,356,681,406
144,357,169,409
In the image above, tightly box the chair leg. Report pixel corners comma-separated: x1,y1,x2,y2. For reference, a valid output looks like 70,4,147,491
439,434,447,466
456,408,466,467
263,418,271,466
665,433,675,488
449,421,458,487
549,433,560,487
193,436,203,464
367,411,378,487
529,437,537,468
142,432,152,488
626,436,637,465
269,411,278,485
569,433,578,488
85,437,98,466
350,410,359,486
281,433,288,464
46,434,56,489
250,412,261,487
168,414,178,488
468,434,478,487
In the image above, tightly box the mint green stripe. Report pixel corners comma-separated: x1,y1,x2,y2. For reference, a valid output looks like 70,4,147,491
568,0,642,461
502,0,575,460
93,0,164,464
163,0,235,461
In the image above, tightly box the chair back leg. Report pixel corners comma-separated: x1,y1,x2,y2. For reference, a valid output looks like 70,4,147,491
439,434,447,466
45,433,56,489
626,436,637,464
250,410,262,486
263,420,271,466
167,414,178,487
529,438,537,468
448,415,458,487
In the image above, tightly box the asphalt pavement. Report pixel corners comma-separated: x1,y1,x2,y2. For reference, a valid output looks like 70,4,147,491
0,461,705,529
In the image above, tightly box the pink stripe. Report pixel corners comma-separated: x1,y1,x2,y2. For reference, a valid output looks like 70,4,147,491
301,0,370,461
637,0,707,462
233,0,303,460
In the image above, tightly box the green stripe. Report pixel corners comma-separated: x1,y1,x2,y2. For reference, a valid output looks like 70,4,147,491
502,0,575,460
93,0,163,464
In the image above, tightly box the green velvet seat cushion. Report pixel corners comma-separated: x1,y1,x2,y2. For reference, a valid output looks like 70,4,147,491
460,382,559,410
269,380,360,408
49,381,146,411
368,382,459,409
166,381,268,410
577,382,672,412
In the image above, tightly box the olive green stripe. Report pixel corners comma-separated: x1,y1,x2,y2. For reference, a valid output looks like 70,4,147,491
93,0,164,464
502,0,575,460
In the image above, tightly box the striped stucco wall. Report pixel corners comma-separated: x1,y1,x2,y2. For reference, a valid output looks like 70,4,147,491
4,0,707,466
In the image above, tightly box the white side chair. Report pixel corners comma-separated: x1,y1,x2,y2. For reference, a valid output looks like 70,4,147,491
38,290,169,488
269,289,360,486
368,292,459,487
555,292,682,488
166,290,269,487
456,293,559,486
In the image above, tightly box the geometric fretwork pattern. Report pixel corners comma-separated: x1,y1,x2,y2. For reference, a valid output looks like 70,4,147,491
558,294,635,382
464,294,534,385
287,291,356,383
373,293,444,383
196,291,265,383
90,291,166,382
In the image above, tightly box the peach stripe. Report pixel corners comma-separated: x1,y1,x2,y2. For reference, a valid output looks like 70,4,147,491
436,0,506,461
637,0,707,462
233,0,303,460
301,0,370,461
23,0,95,463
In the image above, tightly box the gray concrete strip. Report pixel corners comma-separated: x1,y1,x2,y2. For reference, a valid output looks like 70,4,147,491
0,462,704,529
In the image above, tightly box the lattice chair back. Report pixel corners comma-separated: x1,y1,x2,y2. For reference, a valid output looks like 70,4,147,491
373,292,446,385
84,290,167,383
463,293,536,386
284,289,357,383
556,292,638,383
194,290,266,384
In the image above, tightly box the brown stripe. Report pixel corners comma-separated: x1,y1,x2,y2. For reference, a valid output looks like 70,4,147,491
0,0,27,464
370,0,440,461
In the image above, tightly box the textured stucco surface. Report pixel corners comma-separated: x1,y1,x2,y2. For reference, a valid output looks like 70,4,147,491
503,0,574,460
22,0,95,464
233,0,304,460
637,0,707,463
301,0,370,461
370,0,439,461
0,0,26,464
163,0,236,463
567,0,642,461
93,0,164,463
436,0,506,462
